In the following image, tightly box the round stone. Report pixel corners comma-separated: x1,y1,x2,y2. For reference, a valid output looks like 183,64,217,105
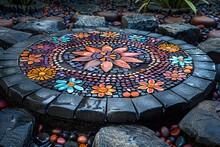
17,17,37,23
57,137,66,144
61,131,70,140
64,141,78,147
190,16,217,28
52,128,62,135
0,100,7,110
87,136,94,147
170,127,181,138
166,139,173,145
50,134,58,142
44,16,64,22
160,126,169,138
175,136,186,147
35,133,50,145
122,92,130,98
208,30,220,38
79,144,87,147
0,19,13,28
164,16,186,24
155,131,161,137
183,144,193,147
212,91,219,99
96,11,120,22
131,91,140,97
37,124,43,133
69,133,78,142
160,137,166,141
168,136,176,143
77,136,88,144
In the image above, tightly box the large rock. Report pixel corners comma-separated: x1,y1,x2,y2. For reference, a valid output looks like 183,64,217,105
0,26,32,49
93,125,169,147
198,38,220,63
121,14,159,31
179,100,220,146
0,108,35,147
64,3,100,14
12,20,66,34
157,22,201,44
74,15,106,28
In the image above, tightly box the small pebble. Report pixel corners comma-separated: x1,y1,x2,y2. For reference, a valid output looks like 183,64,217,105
131,91,139,97
37,124,43,133
69,133,78,141
170,127,181,138
168,136,176,143
50,134,58,142
52,128,62,135
87,136,94,147
0,100,7,110
61,131,70,140
79,144,87,147
122,92,130,98
176,136,186,147
183,144,193,147
160,126,169,138
77,136,88,144
57,137,66,145
166,139,173,145
155,131,161,137
64,141,78,147
160,137,166,141
212,91,220,99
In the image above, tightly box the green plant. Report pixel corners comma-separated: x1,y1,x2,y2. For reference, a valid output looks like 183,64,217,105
136,0,209,14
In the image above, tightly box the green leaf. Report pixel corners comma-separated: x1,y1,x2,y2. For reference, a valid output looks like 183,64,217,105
185,0,197,14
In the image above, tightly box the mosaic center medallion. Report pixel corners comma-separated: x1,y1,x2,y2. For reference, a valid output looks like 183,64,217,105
19,31,193,98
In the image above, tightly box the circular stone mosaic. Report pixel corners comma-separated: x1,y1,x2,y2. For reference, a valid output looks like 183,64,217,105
19,31,193,98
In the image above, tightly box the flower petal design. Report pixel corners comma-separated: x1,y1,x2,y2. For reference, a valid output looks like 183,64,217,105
101,61,113,72
138,86,148,90
147,88,154,93
102,45,113,52
113,47,128,53
121,52,142,57
54,83,66,88
74,80,82,84
91,89,99,94
67,86,74,93
155,86,164,91
113,59,131,69
56,80,67,84
84,60,101,69
155,82,164,86
148,79,155,85
74,85,84,91
58,85,68,91
85,46,100,53
69,78,76,83
120,57,143,63
139,82,148,86
72,52,93,57
72,57,92,61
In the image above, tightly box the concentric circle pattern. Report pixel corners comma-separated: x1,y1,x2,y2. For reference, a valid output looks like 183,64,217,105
19,31,193,98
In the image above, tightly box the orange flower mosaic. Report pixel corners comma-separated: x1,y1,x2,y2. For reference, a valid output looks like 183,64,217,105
91,84,116,97
138,79,164,94
20,54,44,65
27,67,56,81
101,32,119,38
158,44,180,52
73,32,89,39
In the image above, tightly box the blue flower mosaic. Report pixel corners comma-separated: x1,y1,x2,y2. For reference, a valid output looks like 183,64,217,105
54,78,84,93
129,35,146,42
169,56,192,68
52,36,70,43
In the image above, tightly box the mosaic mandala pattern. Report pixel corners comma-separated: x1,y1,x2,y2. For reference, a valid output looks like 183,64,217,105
19,31,193,98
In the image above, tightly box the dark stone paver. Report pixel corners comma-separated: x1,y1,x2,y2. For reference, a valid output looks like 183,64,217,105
76,97,107,122
0,26,32,49
157,23,201,44
0,108,35,147
179,100,220,146
193,61,215,71
198,38,220,63
93,125,169,147
0,60,18,69
0,67,21,78
107,98,137,123
131,95,163,120
13,20,66,34
153,90,188,114
47,93,83,119
23,88,60,114
74,15,106,28
121,14,159,31
171,84,204,108
8,81,41,106
193,68,216,80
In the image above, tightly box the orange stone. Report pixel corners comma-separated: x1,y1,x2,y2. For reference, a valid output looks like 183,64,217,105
131,91,140,97
99,87,107,93
190,16,217,28
77,136,88,144
67,82,75,87
184,69,191,74
166,140,173,145
79,144,87,147
0,19,13,28
185,66,193,70
50,134,58,142
171,73,179,78
123,92,130,98
164,16,186,24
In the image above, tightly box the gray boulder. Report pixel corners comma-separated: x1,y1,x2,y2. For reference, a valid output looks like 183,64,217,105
12,20,66,34
198,38,220,63
74,15,106,28
157,22,201,44
179,100,220,146
93,125,169,147
0,26,32,49
0,108,35,147
121,14,159,31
